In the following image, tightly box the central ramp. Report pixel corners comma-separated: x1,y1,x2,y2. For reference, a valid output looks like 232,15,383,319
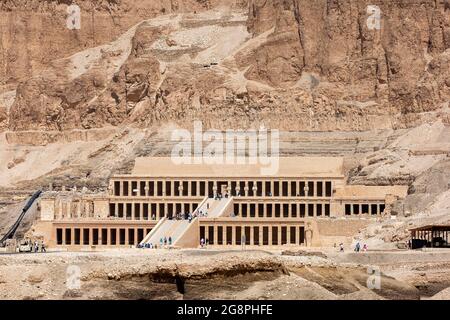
141,217,200,248
196,197,234,218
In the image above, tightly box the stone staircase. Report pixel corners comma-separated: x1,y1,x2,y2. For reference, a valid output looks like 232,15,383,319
196,197,233,218
141,217,193,247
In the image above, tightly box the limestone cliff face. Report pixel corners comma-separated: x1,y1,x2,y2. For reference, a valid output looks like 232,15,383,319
0,0,246,85
245,0,450,122
1,0,449,132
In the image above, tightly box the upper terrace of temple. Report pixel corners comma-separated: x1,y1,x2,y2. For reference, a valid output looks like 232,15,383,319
121,157,345,178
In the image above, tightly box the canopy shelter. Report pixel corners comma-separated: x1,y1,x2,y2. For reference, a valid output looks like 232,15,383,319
410,225,450,249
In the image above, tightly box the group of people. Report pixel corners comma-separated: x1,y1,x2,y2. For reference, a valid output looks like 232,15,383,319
138,236,174,249
215,193,228,200
336,242,368,252
168,211,202,222
160,236,173,247
169,212,190,221
23,239,46,253
354,242,368,252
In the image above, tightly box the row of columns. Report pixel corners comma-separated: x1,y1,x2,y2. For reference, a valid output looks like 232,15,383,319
201,225,306,246
345,203,385,215
109,202,199,220
109,201,333,220
235,202,331,218
57,227,152,246
112,179,333,198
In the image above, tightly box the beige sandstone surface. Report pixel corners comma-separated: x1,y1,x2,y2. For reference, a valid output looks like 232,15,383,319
1,248,450,300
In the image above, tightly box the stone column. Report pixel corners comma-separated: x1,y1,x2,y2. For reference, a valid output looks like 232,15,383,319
231,226,236,245
259,227,263,246
128,181,132,197
288,181,292,197
91,228,96,245
278,227,282,246
222,226,227,246
80,228,84,246
156,203,160,219
125,229,129,246
287,226,291,244
145,181,149,196
262,181,266,197
120,181,123,196
70,228,74,245
62,228,66,245
214,226,218,245
250,226,254,245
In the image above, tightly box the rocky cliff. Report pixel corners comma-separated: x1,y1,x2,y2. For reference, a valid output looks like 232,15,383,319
1,0,449,133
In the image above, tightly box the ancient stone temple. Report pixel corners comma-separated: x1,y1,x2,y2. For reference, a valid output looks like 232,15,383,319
34,157,408,249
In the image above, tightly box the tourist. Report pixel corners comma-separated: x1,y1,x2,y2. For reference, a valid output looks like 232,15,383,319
200,238,205,247
362,244,368,252
339,243,344,252
41,243,46,253
164,237,167,246
160,237,163,247
354,242,361,252
168,236,172,246
205,238,209,247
